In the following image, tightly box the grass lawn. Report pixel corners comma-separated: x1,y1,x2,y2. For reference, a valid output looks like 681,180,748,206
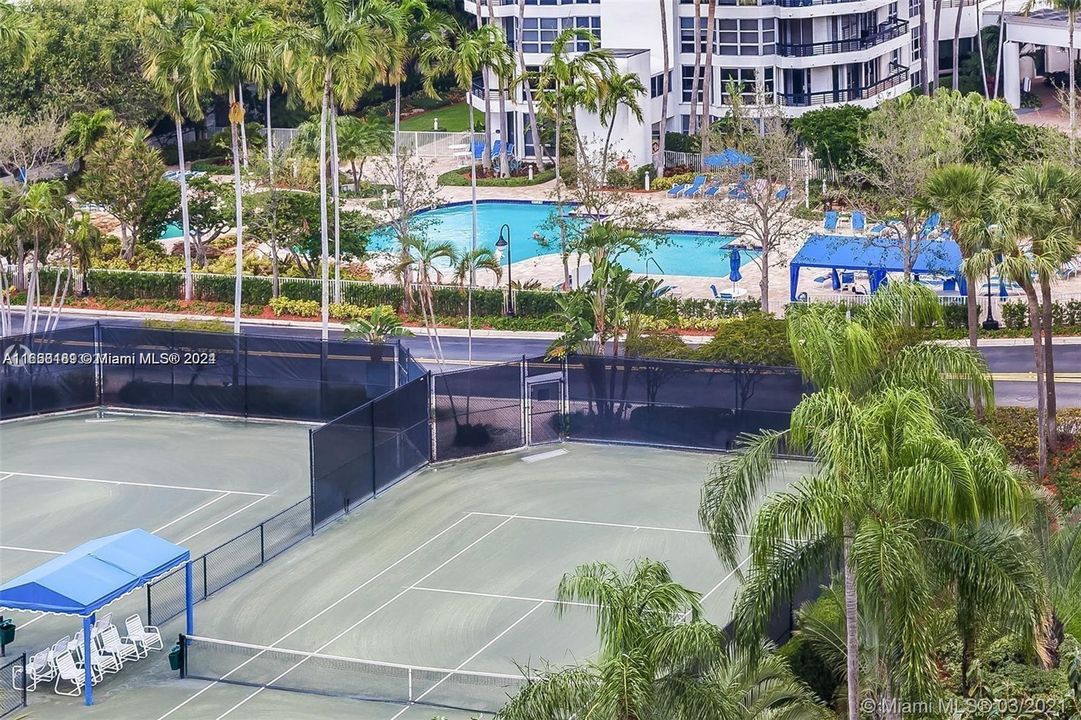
397,102,479,132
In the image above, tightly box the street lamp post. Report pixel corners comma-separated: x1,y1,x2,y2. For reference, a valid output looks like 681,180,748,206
984,225,1000,331
496,223,514,316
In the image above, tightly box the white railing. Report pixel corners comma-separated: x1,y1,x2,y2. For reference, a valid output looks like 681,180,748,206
661,150,835,182
397,131,484,158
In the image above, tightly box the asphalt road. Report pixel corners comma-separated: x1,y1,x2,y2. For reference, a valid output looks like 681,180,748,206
18,311,1081,406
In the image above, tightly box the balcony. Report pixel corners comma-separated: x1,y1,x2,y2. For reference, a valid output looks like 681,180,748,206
775,19,908,57
778,69,908,106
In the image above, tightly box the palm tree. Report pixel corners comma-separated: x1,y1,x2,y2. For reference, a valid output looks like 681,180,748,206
699,0,718,152
62,109,117,166
336,115,391,191
515,0,545,169
453,247,501,288
498,559,826,720
0,0,33,67
139,0,215,303
207,5,275,333
530,28,614,289
952,0,965,90
919,164,1000,362
283,0,400,339
689,0,703,136
11,182,70,334
979,162,1081,477
657,0,671,175
66,211,103,297
598,71,646,178
1051,0,1080,154
700,284,1009,720
395,235,455,368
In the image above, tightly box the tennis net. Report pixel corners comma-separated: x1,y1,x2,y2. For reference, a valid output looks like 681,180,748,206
180,634,531,713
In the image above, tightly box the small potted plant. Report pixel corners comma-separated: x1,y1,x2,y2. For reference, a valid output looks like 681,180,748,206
344,306,412,361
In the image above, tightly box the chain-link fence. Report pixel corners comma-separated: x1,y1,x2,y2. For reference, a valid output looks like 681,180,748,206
0,654,26,717
565,356,805,451
310,374,431,528
433,360,525,461
146,498,312,625
99,326,404,422
0,324,98,420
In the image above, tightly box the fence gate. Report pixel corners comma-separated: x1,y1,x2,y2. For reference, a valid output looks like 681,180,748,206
525,371,564,446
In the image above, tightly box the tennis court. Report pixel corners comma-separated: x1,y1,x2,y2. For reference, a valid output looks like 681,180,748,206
19,442,807,720
0,410,312,665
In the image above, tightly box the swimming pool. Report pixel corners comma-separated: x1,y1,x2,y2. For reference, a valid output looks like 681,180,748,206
370,201,750,278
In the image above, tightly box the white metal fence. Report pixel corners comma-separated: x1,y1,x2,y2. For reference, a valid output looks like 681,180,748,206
398,131,484,158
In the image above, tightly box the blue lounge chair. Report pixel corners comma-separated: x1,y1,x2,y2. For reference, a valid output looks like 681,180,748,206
702,184,722,199
677,175,707,198
852,211,866,231
824,211,839,231
688,180,715,199
775,187,790,201
666,183,690,198
710,284,721,299
471,139,486,160
728,187,749,200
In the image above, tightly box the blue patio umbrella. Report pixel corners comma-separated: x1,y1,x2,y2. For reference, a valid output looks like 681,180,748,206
703,148,754,169
729,248,743,283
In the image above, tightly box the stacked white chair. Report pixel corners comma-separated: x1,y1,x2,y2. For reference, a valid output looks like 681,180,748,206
124,615,163,656
98,625,140,668
52,650,85,696
11,650,55,691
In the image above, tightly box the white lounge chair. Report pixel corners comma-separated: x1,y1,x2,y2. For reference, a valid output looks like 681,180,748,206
98,625,140,668
12,650,55,691
71,629,119,680
94,612,113,634
125,615,163,655
53,651,85,696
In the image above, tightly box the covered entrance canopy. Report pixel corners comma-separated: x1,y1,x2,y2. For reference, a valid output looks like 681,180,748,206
789,234,963,301
0,529,192,705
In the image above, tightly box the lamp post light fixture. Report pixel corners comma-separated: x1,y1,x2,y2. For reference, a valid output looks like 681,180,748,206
496,223,514,316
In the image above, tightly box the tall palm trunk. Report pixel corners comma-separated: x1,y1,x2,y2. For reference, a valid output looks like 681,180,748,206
555,91,570,290
689,0,703,136
228,87,245,334
976,6,990,96
657,0,671,175
844,521,860,720
992,0,1007,98
964,266,982,415
318,69,332,341
1024,282,1050,477
932,0,943,89
487,0,510,179
476,8,493,174
393,81,413,315
952,0,964,90
266,91,280,299
700,0,718,152
331,103,342,304
517,0,545,168
1041,278,1058,451
1069,11,1077,158
921,0,931,92
238,82,250,169
174,104,194,302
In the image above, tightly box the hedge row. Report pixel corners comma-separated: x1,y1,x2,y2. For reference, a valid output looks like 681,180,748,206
1002,300,1081,329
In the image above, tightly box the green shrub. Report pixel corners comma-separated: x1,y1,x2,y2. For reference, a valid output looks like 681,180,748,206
160,139,217,165
696,313,795,366
143,318,231,333
1002,301,1028,329
624,333,694,359
514,290,562,317
269,296,320,317
652,172,697,191
664,132,699,153
437,166,558,187
87,270,184,300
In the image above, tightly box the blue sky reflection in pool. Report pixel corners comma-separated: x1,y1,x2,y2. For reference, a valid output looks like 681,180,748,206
370,201,753,278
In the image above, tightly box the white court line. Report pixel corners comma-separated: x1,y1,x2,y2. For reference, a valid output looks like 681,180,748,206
410,585,595,609
178,496,269,545
0,470,270,497
469,511,746,537
157,513,481,719
0,472,13,482
211,515,519,720
0,545,62,555
680,555,753,622
152,492,230,531
389,601,545,720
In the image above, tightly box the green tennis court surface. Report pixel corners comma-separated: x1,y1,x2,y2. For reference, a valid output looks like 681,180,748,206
0,411,311,666
16,442,807,720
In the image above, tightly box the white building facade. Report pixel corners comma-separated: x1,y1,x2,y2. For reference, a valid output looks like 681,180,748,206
464,0,947,166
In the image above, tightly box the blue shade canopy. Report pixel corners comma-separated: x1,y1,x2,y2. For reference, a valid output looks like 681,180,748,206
789,234,962,301
0,530,189,616
703,148,754,168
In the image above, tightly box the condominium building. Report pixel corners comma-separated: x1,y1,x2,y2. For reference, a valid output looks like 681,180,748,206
463,0,990,166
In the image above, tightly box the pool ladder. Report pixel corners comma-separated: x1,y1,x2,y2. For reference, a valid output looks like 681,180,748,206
645,257,665,276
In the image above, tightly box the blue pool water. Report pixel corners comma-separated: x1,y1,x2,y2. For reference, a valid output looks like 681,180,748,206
371,201,750,278
160,223,183,240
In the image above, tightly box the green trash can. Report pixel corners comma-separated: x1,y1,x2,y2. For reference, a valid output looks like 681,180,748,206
0,619,15,647
168,643,182,672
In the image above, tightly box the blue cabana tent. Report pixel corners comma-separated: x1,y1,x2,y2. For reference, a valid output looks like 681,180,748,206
0,529,192,705
789,234,963,301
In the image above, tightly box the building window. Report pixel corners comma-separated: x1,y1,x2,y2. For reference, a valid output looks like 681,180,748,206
650,73,670,98
679,16,709,54
718,67,774,103
521,16,601,53
682,65,707,102
715,18,774,56
911,27,920,61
